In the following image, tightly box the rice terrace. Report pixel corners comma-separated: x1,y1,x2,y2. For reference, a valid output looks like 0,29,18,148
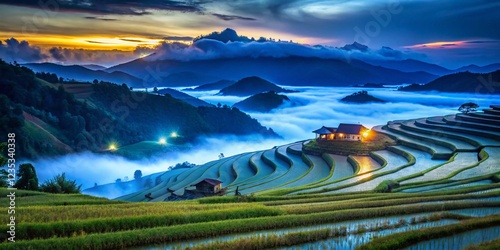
2,105,500,249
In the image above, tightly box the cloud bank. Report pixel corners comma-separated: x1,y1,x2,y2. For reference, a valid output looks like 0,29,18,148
0,38,137,66
147,37,424,62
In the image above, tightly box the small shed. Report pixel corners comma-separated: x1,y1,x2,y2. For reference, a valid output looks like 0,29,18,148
193,178,223,194
312,126,337,140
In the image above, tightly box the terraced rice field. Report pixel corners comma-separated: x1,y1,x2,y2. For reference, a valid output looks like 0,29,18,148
5,106,500,249
113,106,499,201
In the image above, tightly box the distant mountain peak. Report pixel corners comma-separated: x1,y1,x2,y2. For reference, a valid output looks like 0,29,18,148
221,28,238,36
341,42,369,52
194,28,251,43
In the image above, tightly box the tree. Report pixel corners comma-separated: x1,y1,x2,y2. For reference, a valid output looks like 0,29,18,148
459,102,479,114
0,143,8,187
0,169,8,188
93,79,99,84
153,86,158,93
40,173,81,194
14,163,38,190
0,143,7,166
134,170,142,181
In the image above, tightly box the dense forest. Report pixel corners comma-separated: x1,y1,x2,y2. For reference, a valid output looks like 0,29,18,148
0,59,277,159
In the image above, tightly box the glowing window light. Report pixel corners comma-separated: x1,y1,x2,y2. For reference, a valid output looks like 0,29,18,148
363,130,370,138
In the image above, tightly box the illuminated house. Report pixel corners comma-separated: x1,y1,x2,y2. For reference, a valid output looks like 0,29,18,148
313,123,370,141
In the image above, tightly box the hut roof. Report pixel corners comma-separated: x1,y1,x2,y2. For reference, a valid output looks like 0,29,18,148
195,178,222,186
312,126,336,134
336,124,368,134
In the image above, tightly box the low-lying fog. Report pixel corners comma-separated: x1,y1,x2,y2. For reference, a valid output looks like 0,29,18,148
189,86,500,141
28,86,500,196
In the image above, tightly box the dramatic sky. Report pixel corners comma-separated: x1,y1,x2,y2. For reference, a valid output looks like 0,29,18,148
0,0,499,68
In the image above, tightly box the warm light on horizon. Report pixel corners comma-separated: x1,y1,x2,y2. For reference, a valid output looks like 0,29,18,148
405,40,467,49
109,144,117,151
170,132,178,138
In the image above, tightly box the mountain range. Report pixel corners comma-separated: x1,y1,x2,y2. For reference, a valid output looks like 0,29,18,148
22,63,143,87
18,28,500,88
400,70,500,93
105,56,438,87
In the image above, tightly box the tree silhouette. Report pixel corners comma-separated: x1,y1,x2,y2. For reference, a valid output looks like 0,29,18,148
458,102,479,114
15,163,38,190
134,170,143,181
40,173,82,194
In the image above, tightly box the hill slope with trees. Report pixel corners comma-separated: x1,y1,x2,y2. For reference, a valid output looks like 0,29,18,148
233,91,291,112
218,76,295,96
0,60,277,158
340,91,387,103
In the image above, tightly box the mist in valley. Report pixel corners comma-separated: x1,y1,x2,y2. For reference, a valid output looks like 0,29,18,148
27,86,500,198
189,86,500,140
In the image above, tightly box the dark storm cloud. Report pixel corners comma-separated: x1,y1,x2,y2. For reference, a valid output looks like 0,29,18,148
212,13,256,21
0,0,204,15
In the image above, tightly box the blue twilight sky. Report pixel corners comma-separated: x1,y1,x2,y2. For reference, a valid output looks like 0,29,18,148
0,0,498,68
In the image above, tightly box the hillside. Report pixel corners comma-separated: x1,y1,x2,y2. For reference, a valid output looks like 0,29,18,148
340,91,387,103
233,91,290,112
23,63,143,87
0,59,277,158
400,70,500,93
184,80,236,91
157,88,213,107
455,63,500,73
80,64,107,71
218,76,295,96
3,106,500,249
